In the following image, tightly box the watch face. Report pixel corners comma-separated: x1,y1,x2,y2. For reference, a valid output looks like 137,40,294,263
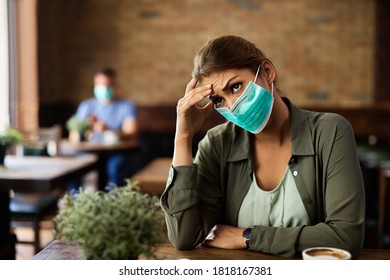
243,227,253,239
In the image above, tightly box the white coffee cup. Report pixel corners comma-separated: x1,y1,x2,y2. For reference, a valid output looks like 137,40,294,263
103,131,119,144
302,247,351,260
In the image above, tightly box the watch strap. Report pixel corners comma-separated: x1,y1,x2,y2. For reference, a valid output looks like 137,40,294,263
242,227,253,249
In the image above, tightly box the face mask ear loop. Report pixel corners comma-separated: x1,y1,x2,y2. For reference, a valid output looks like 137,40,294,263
271,83,274,97
254,65,261,83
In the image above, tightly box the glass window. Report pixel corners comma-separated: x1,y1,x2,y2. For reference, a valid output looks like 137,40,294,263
0,0,9,130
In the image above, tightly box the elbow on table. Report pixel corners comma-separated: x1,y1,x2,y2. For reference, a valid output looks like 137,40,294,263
338,241,362,260
167,233,199,250
348,237,364,260
344,222,366,259
169,237,199,250
333,226,365,259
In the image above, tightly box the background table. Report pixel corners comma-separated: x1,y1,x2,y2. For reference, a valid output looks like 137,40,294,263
0,154,98,192
32,240,390,260
0,154,98,259
60,138,139,154
61,138,139,190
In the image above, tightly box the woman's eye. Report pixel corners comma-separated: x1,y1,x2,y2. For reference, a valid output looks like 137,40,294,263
231,83,242,93
210,96,224,107
215,97,224,107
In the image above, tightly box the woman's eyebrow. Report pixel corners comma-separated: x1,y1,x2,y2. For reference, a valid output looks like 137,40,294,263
221,76,238,92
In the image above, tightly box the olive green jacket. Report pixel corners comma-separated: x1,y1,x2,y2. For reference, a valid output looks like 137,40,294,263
160,98,365,259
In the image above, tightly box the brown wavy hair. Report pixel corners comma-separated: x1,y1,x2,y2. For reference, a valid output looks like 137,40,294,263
192,35,272,83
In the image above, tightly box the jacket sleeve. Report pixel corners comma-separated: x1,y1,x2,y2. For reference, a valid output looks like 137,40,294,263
160,134,223,250
249,116,365,259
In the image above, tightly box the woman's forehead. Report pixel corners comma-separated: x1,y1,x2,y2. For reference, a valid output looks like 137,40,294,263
198,68,252,87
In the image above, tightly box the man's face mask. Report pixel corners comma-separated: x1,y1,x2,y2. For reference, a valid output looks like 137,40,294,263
94,85,114,101
215,65,274,134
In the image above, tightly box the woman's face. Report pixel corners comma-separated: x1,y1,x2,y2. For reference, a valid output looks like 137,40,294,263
201,68,265,109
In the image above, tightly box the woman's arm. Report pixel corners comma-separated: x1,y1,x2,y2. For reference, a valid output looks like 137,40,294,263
172,78,213,166
249,116,365,258
161,78,218,249
161,131,224,250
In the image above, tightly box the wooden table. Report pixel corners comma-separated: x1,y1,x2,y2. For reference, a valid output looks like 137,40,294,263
0,154,98,259
60,138,139,154
61,138,139,190
131,157,171,196
0,154,98,192
32,240,390,260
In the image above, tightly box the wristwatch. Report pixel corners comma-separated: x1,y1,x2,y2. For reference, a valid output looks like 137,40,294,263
242,227,253,249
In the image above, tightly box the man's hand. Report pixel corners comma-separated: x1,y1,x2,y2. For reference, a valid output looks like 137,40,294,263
92,120,108,132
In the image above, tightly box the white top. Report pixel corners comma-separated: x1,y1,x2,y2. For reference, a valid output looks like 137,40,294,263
237,167,310,228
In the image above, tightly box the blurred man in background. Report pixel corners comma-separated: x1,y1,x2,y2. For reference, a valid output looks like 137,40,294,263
72,67,138,190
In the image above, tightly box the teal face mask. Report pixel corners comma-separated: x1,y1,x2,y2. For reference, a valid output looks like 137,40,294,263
215,66,274,134
94,85,114,101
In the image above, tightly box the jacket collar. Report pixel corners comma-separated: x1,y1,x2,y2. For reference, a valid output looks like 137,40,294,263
227,97,315,162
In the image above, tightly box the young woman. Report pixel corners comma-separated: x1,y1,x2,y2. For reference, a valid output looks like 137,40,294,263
160,35,365,258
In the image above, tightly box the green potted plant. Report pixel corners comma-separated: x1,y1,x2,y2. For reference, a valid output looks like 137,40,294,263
0,126,24,165
53,180,165,260
65,115,92,143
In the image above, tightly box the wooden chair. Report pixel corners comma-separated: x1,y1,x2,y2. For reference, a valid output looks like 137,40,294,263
10,125,63,254
9,191,60,254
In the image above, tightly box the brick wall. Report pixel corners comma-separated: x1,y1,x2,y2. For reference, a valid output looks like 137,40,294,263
38,0,375,109
16,0,39,131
